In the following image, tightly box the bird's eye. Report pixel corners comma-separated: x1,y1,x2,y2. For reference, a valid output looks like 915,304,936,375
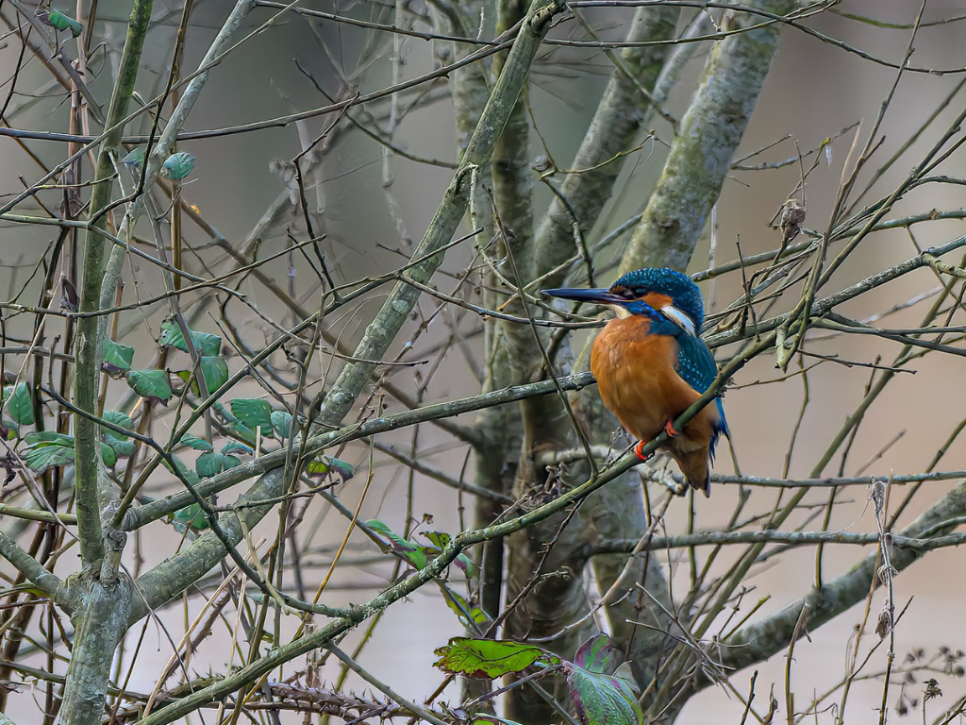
610,285,637,300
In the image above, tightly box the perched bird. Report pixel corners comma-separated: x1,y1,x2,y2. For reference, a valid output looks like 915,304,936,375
542,268,728,496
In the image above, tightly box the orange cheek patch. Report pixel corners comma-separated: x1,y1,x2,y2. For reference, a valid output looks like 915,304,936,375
640,292,672,310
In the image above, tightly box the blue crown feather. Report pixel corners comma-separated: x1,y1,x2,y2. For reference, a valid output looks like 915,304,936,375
611,268,706,330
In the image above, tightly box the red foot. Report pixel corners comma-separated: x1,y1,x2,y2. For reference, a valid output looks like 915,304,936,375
664,420,679,438
634,440,653,462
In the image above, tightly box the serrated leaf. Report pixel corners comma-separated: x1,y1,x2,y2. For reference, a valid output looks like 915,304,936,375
199,356,228,392
3,383,34,426
158,319,222,357
437,583,490,632
25,431,73,445
196,451,225,478
101,410,133,432
196,451,241,478
229,398,273,433
221,441,252,456
161,151,195,180
102,339,134,375
434,638,557,679
126,370,172,405
566,664,643,725
24,440,74,473
271,410,294,439
365,518,427,569
178,433,213,451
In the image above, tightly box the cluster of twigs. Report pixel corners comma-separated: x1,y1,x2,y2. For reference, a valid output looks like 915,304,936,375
0,1,966,725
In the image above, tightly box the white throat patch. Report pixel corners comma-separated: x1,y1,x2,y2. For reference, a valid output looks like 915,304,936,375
661,305,697,335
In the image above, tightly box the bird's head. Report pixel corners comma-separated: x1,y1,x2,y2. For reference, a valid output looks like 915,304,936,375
542,267,705,334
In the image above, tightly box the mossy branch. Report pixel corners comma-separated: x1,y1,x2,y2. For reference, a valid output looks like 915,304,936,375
316,0,565,430
535,5,678,280
620,0,796,274
73,0,154,569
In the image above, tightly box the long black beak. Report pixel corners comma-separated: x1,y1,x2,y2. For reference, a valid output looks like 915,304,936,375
541,287,625,305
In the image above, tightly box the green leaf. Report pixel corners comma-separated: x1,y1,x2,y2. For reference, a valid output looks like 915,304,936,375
0,420,17,440
40,8,83,36
566,665,642,725
271,410,294,439
24,436,75,473
106,438,137,457
305,455,354,481
221,441,252,456
178,433,213,451
422,531,450,551
158,319,222,357
25,431,73,445
229,398,273,433
454,553,479,580
305,458,328,476
172,503,209,532
365,519,427,570
161,152,195,181
200,356,228,392
437,583,490,631
120,147,144,168
574,634,620,674
163,455,201,486
102,339,134,375
100,443,117,468
102,410,133,432
422,531,478,579
434,638,558,679
100,412,137,457
4,383,34,426
22,431,113,472
125,370,172,405
196,452,241,478
196,452,224,478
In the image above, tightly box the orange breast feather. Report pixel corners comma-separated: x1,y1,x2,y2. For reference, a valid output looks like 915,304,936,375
592,317,683,441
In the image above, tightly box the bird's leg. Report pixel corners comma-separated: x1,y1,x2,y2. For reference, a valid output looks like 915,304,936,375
664,420,680,438
634,440,654,462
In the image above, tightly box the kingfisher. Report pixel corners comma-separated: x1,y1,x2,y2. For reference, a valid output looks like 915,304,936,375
542,268,729,496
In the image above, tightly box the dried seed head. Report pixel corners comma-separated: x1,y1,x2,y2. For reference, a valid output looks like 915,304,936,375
876,608,893,639
779,199,806,245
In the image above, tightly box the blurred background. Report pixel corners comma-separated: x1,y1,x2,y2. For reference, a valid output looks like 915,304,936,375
2,0,966,722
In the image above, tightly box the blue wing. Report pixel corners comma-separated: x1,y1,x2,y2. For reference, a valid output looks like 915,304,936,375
675,334,730,460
